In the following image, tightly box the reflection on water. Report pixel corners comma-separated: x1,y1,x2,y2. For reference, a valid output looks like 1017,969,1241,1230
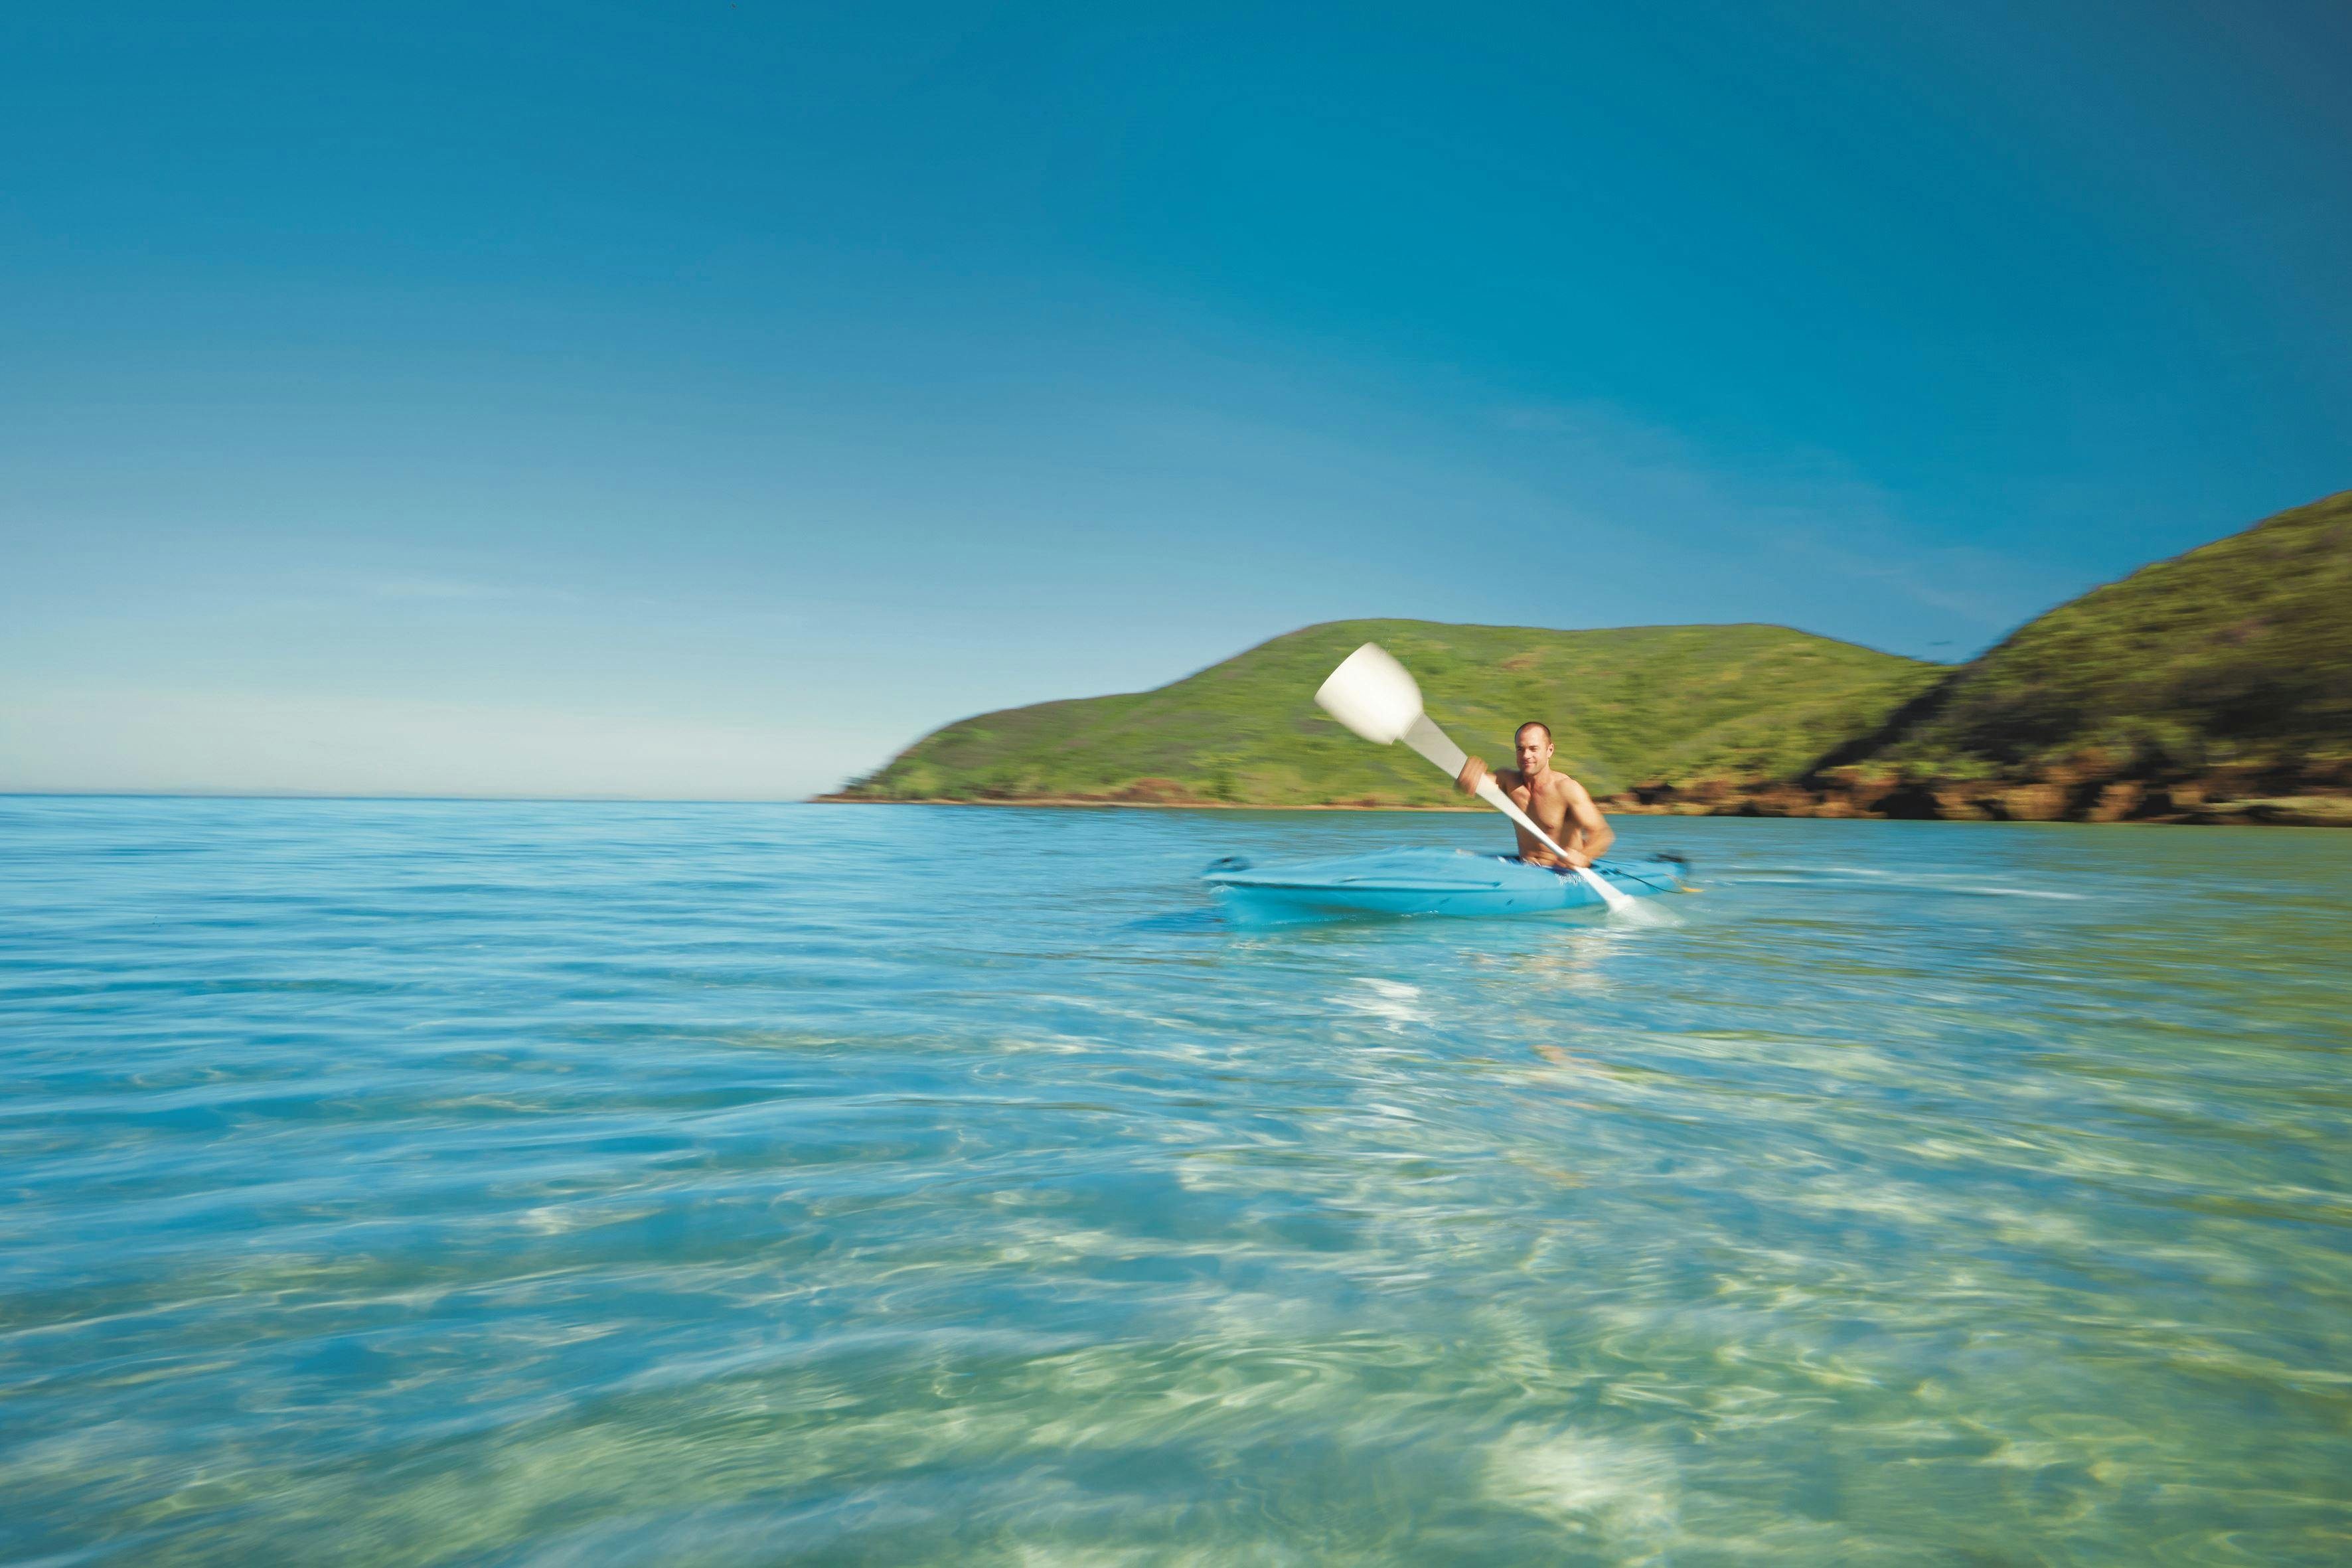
2,799,2349,1564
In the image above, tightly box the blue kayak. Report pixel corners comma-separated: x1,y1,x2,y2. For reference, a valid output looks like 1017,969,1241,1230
1204,847,1689,924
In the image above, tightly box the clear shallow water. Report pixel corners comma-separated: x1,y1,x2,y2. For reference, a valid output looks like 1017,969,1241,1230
3,798,2349,1567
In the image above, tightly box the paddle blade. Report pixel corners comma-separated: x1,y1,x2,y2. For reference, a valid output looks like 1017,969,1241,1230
1314,643,1424,744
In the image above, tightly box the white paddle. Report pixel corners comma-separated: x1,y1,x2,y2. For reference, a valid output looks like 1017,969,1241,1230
1314,643,1636,914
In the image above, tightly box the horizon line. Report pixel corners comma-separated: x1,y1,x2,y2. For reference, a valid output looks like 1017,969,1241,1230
0,789,835,807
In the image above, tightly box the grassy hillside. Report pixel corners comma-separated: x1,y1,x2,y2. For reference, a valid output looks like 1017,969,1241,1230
833,621,1940,807
1843,490,2352,786
828,493,2351,824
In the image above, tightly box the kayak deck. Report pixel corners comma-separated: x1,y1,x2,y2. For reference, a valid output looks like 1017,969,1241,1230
1205,847,1688,924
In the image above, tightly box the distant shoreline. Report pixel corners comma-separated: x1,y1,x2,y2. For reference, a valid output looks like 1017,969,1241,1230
810,795,1488,811
9,790,2337,826
810,793,2352,826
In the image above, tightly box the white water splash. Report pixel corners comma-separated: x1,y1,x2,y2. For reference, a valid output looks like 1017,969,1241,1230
1336,977,1433,1030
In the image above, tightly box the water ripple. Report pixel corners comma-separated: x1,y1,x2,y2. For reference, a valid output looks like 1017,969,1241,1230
1,801,2348,1564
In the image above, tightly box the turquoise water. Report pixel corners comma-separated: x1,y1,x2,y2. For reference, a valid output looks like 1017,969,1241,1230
3,798,2349,1565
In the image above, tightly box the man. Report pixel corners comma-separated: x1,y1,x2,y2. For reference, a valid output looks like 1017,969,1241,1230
1454,721,1614,870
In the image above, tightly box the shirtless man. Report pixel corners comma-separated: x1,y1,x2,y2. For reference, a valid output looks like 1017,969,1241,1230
1454,721,1614,870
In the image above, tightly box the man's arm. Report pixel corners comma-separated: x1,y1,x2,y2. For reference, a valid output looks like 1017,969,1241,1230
1561,777,1614,866
1454,759,1528,795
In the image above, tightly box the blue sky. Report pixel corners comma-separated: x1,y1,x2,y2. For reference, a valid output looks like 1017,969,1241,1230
5,1,2347,799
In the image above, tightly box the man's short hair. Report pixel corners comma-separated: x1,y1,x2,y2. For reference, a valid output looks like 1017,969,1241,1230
1514,721,1553,744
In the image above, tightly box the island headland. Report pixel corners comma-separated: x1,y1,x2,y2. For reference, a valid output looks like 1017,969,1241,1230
823,491,2351,825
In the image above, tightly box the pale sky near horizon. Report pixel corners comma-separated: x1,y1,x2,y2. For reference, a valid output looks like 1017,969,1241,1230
5,2,2349,799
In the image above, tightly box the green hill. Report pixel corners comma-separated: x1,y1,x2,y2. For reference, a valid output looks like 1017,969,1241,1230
1843,491,2352,780
1804,489,2352,822
829,492,2351,823
831,621,1941,807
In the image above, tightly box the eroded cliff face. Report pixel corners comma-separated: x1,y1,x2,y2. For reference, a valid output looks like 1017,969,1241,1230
1607,752,2352,827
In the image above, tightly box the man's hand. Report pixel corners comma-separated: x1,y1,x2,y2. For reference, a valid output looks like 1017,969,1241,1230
1456,756,1488,795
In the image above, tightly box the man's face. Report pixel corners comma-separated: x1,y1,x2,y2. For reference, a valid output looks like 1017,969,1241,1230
1516,728,1553,773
